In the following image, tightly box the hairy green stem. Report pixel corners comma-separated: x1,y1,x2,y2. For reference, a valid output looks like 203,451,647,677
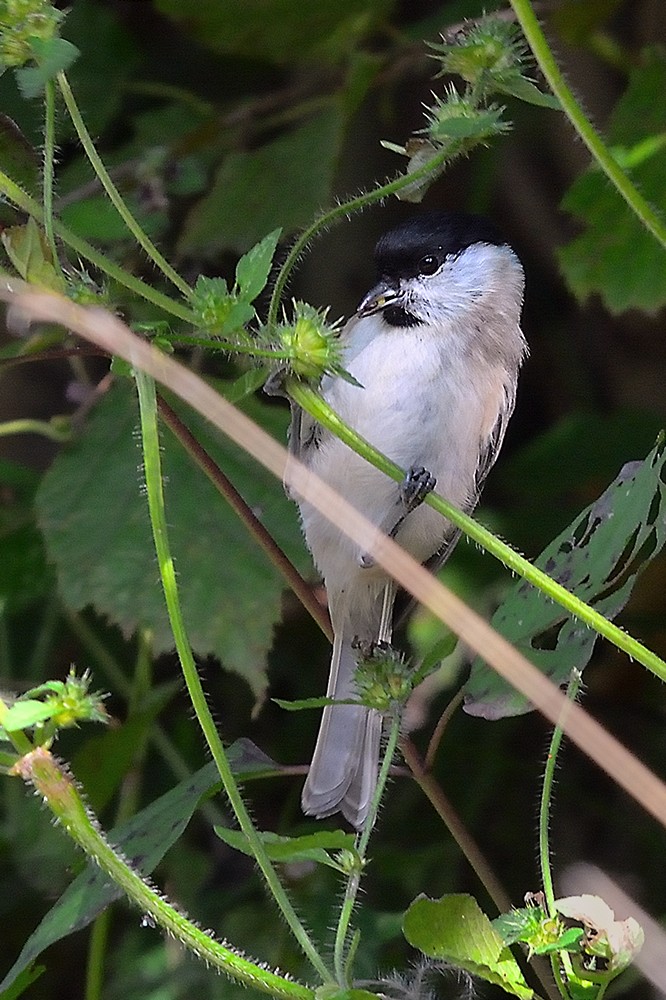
12,747,314,1000
267,145,454,324
42,79,59,267
57,73,192,298
288,379,666,684
0,169,196,324
134,369,332,984
539,670,582,1000
510,0,666,249
333,712,401,986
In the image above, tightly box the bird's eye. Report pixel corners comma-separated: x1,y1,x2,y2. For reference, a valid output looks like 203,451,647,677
418,254,440,275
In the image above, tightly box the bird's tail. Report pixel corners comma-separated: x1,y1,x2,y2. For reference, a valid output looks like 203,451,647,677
301,627,382,829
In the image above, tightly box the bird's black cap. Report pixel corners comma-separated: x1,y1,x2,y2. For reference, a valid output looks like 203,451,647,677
374,211,508,280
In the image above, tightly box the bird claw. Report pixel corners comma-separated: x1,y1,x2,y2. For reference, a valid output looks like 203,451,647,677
400,465,436,512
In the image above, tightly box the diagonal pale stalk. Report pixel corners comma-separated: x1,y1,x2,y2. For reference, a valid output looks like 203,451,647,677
2,285,666,836
287,379,666,685
11,746,314,1000
133,368,333,985
509,0,666,250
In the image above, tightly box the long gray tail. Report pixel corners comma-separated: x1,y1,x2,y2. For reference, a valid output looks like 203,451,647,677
301,629,382,829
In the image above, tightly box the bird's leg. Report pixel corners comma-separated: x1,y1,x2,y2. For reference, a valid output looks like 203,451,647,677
377,579,396,647
359,465,436,568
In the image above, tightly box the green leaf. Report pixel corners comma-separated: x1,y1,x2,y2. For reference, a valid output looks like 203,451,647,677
0,740,272,993
153,0,394,66
0,459,54,613
0,114,39,224
559,47,666,314
495,76,560,109
214,828,357,872
14,37,79,99
403,895,532,999
273,696,358,711
465,439,666,718
179,108,343,256
2,700,57,731
0,217,64,289
235,229,282,303
35,382,310,699
0,759,219,993
0,964,45,1000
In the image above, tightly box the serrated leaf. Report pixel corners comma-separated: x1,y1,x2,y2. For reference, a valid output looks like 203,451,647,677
559,48,666,314
235,229,281,302
214,827,356,871
15,38,79,99
465,439,666,719
179,109,343,256
36,382,310,698
403,895,532,999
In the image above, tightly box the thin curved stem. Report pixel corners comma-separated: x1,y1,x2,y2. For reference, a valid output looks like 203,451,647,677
134,369,332,985
510,0,666,249
0,169,197,324
287,379,666,684
539,670,582,1000
13,747,314,1000
0,417,72,443
42,79,59,267
57,72,192,298
267,145,455,324
333,712,401,986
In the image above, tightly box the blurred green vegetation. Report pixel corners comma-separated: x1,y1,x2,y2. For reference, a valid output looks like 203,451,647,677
1,1,666,998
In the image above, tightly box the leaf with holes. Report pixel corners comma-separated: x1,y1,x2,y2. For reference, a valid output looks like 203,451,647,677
464,439,666,718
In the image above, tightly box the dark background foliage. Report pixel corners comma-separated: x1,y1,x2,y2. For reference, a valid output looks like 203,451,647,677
1,1,665,998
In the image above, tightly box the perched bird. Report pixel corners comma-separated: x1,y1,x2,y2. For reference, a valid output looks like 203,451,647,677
290,211,527,828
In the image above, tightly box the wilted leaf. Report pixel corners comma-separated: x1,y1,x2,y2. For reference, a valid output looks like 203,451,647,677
559,48,666,314
465,439,666,718
36,382,309,698
1,217,65,290
555,895,644,971
403,894,532,999
179,109,343,256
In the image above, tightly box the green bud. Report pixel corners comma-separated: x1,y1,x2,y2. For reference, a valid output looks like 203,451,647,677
278,301,343,380
0,0,64,68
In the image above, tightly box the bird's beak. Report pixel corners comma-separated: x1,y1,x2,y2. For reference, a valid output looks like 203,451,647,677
356,278,401,316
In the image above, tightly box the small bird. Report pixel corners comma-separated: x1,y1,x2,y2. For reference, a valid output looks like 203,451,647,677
290,211,527,828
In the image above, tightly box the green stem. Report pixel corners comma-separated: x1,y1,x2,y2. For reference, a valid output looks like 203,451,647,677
13,747,314,1000
57,72,192,298
134,369,332,985
0,417,72,443
267,145,454,324
43,79,59,267
85,909,111,1000
539,670,582,1000
509,0,666,249
168,333,291,360
333,711,401,986
0,169,197,324
288,379,666,684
